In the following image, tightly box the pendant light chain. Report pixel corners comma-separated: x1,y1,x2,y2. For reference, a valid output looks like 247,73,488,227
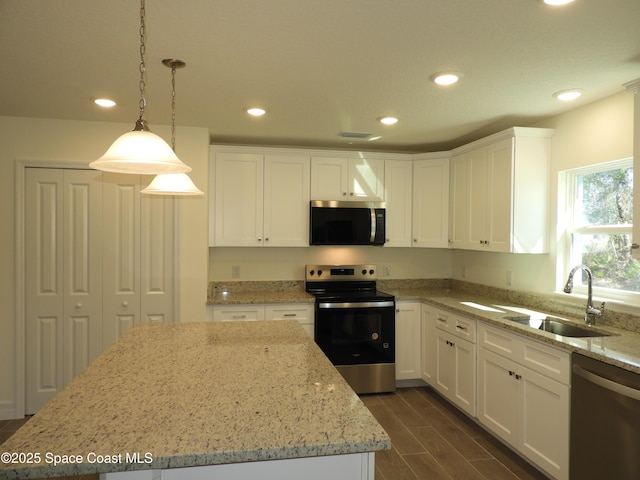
138,0,147,120
170,64,177,151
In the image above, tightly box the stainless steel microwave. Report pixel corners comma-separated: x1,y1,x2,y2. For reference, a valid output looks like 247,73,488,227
309,200,386,246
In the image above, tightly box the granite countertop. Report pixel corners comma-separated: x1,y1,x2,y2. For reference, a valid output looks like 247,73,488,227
383,285,640,375
208,281,314,305
0,321,389,479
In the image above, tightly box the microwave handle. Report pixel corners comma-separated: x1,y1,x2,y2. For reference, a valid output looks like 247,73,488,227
370,208,376,243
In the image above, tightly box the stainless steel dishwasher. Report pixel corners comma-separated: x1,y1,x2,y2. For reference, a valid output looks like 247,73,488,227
570,353,640,479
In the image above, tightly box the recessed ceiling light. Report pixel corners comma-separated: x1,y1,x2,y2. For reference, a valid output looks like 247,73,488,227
247,107,266,116
553,89,583,101
543,0,575,6
430,72,462,86
367,136,382,141
94,98,116,108
379,116,398,125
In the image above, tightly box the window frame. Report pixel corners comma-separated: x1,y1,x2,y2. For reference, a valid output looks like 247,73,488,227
558,157,638,305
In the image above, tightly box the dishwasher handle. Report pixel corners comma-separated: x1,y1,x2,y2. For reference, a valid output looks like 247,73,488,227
573,364,640,401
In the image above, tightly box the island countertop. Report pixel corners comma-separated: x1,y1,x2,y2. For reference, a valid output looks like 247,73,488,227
0,321,390,479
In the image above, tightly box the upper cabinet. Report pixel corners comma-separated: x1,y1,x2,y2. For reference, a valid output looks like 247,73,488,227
384,159,413,247
449,127,553,253
412,155,450,248
310,156,385,201
210,147,310,247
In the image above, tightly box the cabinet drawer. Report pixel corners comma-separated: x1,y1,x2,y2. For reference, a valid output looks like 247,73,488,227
265,305,313,321
213,306,265,322
479,322,570,384
434,308,477,342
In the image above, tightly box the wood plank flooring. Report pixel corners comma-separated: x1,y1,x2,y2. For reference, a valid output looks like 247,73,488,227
362,386,550,480
0,386,549,480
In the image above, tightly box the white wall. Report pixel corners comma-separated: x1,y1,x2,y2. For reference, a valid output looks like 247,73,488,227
0,116,210,418
450,90,635,294
209,246,453,281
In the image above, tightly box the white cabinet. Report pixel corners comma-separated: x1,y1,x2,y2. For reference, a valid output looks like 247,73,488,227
449,127,553,253
211,148,310,247
265,304,314,337
210,304,314,337
477,322,569,480
412,156,450,248
432,308,476,416
384,159,413,247
310,156,385,201
395,302,421,380
420,304,437,384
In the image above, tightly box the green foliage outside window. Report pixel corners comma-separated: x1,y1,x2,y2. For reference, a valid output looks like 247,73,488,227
575,166,640,292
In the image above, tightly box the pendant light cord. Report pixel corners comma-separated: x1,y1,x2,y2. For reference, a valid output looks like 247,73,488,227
138,0,147,122
170,64,177,151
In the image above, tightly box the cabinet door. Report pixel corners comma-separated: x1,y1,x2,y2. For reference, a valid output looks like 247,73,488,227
435,331,455,396
214,152,264,246
520,368,569,480
453,337,476,416
310,157,349,200
477,347,519,446
467,146,489,248
395,302,421,380
264,155,310,246
384,160,413,247
485,138,513,252
449,153,468,249
412,158,449,248
421,304,437,384
350,157,385,201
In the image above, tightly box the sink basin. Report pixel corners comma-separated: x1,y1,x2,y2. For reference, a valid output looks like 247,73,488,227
504,316,613,338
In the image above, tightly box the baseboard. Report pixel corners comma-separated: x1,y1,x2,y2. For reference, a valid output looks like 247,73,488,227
0,400,18,420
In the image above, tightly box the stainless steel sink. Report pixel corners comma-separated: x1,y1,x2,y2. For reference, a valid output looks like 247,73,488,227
503,316,614,338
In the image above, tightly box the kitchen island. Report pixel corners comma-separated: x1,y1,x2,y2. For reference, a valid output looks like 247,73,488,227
0,321,390,479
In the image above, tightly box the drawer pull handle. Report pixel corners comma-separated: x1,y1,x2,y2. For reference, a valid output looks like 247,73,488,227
283,313,297,317
455,325,468,331
232,314,247,319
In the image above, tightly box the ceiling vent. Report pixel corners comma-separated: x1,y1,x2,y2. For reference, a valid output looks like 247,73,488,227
339,131,373,139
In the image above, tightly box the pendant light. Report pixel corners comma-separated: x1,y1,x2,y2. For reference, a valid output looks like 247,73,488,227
142,59,204,196
90,0,191,175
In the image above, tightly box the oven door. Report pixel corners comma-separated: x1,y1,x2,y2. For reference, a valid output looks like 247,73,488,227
314,300,395,366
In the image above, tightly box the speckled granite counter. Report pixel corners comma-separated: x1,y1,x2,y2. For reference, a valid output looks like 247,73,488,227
0,321,389,479
208,280,314,305
378,280,640,375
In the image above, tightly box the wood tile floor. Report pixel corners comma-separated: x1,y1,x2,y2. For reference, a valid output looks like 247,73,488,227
1,386,549,480
362,386,550,480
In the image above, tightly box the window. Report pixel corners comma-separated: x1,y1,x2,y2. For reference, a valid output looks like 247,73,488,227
560,158,639,301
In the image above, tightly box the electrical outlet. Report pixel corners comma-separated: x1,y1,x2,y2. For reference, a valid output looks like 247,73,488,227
232,265,241,278
506,270,513,286
383,265,391,277
461,265,466,279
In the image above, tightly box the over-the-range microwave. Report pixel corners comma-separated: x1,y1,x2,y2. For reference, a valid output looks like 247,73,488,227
309,200,386,246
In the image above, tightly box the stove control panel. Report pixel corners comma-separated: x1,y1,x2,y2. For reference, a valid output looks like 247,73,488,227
305,264,377,281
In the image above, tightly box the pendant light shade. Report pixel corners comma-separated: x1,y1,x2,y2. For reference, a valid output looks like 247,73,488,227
90,122,192,174
142,172,203,195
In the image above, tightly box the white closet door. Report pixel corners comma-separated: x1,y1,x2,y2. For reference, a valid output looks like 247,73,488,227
26,168,103,414
102,173,142,348
140,193,176,324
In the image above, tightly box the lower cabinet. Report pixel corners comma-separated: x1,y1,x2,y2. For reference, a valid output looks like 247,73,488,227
477,322,570,480
209,304,314,337
395,302,422,380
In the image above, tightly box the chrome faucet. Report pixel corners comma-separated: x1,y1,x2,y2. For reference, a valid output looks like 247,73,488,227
563,264,605,326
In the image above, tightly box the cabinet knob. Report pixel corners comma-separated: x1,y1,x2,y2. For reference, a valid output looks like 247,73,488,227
122,301,129,307
75,303,82,309
350,192,354,196
342,192,347,196
265,238,269,242
413,238,418,242
257,238,262,242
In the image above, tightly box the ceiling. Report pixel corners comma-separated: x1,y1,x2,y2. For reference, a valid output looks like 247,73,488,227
2,0,640,153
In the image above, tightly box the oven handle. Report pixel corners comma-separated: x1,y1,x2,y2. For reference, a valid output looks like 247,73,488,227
318,301,395,309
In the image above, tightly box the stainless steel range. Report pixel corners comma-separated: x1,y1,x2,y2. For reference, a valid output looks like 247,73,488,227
305,264,395,394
